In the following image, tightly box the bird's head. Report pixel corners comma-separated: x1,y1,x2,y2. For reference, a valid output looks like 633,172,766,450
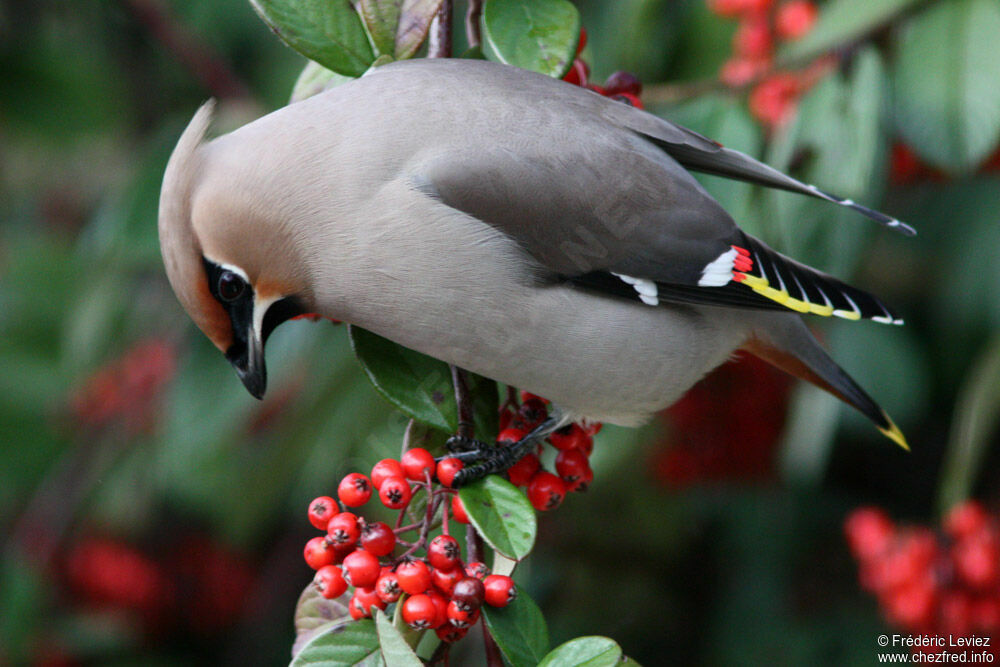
158,101,309,399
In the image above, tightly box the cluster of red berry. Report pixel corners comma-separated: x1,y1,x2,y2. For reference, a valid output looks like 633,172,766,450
845,502,1000,648
69,338,175,433
499,392,601,511
304,464,515,643
653,354,791,486
708,0,821,129
60,533,254,637
562,28,645,110
301,390,603,642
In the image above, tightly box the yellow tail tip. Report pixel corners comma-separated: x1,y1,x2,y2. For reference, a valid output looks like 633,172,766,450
879,413,910,451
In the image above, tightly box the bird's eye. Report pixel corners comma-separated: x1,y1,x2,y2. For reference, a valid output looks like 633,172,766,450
217,271,247,302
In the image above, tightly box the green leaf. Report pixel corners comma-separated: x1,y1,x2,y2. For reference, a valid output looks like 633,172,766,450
470,374,501,440
292,582,351,658
397,0,445,59
459,475,536,560
349,326,457,432
661,95,762,230
538,636,624,667
359,0,443,59
763,47,886,274
249,0,375,77
358,0,402,56
892,0,1000,173
290,61,356,103
482,590,550,667
938,334,1000,515
374,609,422,666
779,0,922,64
291,619,380,666
483,0,581,77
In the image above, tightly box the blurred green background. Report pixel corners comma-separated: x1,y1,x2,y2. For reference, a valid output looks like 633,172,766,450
2,0,999,664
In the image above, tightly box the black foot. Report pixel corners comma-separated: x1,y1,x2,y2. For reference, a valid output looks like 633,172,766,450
445,435,488,455
446,417,562,488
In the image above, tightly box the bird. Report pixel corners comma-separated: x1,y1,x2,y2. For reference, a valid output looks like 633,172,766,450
159,57,912,478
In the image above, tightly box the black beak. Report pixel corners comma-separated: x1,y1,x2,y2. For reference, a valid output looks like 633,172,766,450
226,334,266,399
222,295,305,400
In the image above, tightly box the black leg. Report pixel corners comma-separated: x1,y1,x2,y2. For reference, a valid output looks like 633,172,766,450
447,416,563,488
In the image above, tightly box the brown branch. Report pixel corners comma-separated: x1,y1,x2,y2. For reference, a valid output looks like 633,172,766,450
428,0,452,58
465,0,483,50
451,365,474,439
123,0,251,100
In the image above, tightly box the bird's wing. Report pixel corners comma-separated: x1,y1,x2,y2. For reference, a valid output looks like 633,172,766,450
417,129,901,325
599,101,915,236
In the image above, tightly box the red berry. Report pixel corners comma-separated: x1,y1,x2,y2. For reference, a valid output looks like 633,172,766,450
566,464,594,493
452,576,486,611
378,476,412,510
375,571,402,603
395,558,432,595
428,534,462,571
518,398,548,430
603,71,642,97
428,591,449,628
326,512,360,548
452,495,470,524
953,532,1000,590
562,58,589,87
342,549,381,589
944,501,990,540
354,585,386,613
845,507,895,561
519,391,549,405
401,448,435,481
348,596,367,620
436,624,468,643
436,457,464,488
507,452,540,487
464,561,490,580
496,427,526,446
338,473,372,507
527,471,566,511
708,0,772,18
775,0,818,41
883,577,936,631
748,74,800,128
720,57,769,87
370,458,405,490
733,17,772,60
307,496,337,531
304,536,336,570
548,424,591,452
447,599,480,628
483,574,516,608
402,593,438,630
971,597,1000,633
313,565,348,599
555,449,590,484
431,565,463,596
360,521,396,557
940,592,973,636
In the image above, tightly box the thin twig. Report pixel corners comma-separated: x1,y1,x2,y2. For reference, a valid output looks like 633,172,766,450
451,365,475,439
465,0,483,50
466,526,503,666
122,0,251,99
428,0,452,58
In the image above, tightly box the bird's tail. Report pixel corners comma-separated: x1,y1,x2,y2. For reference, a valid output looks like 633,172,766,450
743,316,908,450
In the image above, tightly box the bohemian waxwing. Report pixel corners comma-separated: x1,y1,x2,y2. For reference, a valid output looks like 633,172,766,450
159,58,912,472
